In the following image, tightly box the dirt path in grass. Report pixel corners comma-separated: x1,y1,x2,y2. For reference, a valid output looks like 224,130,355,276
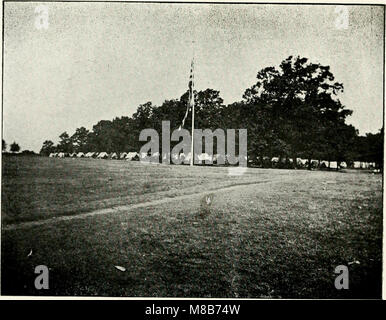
2,176,300,232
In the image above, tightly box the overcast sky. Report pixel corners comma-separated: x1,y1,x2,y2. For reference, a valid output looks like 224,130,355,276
3,3,384,152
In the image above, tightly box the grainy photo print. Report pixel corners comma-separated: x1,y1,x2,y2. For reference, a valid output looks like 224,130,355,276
0,1,384,300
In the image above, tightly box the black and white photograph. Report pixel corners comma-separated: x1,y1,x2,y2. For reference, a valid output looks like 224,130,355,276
0,1,384,300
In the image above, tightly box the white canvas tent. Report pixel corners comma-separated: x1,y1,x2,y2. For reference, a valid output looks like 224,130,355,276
126,152,139,160
139,152,148,160
162,152,170,161
49,153,57,158
279,157,293,164
226,155,241,164
197,153,213,163
178,152,191,163
320,160,328,168
57,152,65,158
297,158,308,166
303,159,318,167
329,161,338,169
120,152,127,159
179,152,186,161
171,152,179,162
77,152,85,158
97,152,109,159
110,153,118,159
85,152,95,158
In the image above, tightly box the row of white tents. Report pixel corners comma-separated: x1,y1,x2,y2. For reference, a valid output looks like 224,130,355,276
48,152,377,169
352,161,377,169
48,152,243,163
262,157,376,169
269,157,345,169
49,152,140,160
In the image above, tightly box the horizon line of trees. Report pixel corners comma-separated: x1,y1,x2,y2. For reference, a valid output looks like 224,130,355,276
2,140,22,153
2,139,38,155
39,56,383,169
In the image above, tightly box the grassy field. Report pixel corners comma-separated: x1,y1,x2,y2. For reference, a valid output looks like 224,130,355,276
1,156,383,298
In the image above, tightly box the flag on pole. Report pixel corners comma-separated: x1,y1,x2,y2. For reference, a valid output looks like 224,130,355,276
179,59,194,130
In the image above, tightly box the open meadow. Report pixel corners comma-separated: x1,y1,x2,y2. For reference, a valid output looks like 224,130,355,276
1,156,382,298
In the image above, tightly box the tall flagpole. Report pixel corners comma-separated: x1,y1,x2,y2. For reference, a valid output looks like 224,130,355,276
190,44,195,166
190,72,194,166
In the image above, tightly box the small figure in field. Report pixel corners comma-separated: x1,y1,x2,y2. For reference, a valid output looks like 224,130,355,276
198,193,214,219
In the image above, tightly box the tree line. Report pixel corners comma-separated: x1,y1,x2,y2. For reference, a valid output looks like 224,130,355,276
39,56,383,169
2,140,21,153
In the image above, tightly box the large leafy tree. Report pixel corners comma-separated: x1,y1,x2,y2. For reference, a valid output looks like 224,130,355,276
132,102,155,130
89,121,116,153
71,127,90,153
57,132,73,153
39,140,56,156
355,128,384,171
194,89,225,130
10,142,20,153
243,56,352,168
131,102,157,151
41,56,367,169
110,116,137,153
